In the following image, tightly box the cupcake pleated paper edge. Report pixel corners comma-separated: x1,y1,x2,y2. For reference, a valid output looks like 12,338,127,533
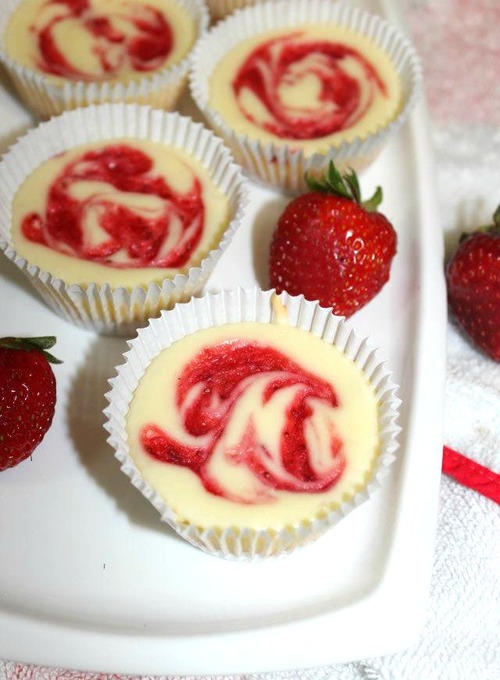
104,288,402,561
0,0,210,118
190,0,423,193
0,103,250,336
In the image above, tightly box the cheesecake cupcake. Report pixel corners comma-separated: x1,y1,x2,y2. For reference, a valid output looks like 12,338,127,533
104,288,401,560
190,0,422,192
0,103,248,335
0,0,209,119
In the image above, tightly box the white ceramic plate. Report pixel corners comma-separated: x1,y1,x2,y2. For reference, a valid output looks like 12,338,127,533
0,1,446,674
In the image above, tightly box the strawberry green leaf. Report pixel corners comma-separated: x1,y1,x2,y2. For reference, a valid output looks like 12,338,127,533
0,336,62,364
305,161,383,211
363,186,383,213
493,204,500,229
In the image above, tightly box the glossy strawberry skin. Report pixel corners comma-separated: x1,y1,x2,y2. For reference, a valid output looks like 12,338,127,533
446,231,500,361
0,346,56,471
269,192,397,317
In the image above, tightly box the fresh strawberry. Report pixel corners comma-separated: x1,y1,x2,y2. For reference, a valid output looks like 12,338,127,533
0,336,61,472
269,162,397,317
446,206,500,361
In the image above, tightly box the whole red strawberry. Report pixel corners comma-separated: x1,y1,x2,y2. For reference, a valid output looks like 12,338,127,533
0,336,61,472
269,162,397,317
446,206,500,361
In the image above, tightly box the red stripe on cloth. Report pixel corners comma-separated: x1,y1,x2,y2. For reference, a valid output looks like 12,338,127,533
443,445,500,505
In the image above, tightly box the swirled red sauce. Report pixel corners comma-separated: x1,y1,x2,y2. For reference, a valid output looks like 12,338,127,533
140,340,345,503
232,30,387,140
21,144,204,269
31,0,173,80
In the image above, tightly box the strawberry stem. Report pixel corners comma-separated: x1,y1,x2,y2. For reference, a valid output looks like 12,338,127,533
305,161,382,212
343,169,362,204
0,336,62,364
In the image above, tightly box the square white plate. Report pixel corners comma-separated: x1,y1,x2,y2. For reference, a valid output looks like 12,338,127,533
0,1,446,674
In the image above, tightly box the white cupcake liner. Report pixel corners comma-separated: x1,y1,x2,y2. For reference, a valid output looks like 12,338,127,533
0,0,209,119
104,287,401,560
0,103,250,336
190,0,422,193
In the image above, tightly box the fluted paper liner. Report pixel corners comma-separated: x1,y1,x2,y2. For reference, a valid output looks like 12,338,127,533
0,103,249,336
0,0,209,119
104,288,401,560
190,0,422,192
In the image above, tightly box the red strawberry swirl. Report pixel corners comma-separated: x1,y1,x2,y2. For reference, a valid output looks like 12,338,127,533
31,0,173,80
232,31,388,140
140,340,346,504
21,144,204,269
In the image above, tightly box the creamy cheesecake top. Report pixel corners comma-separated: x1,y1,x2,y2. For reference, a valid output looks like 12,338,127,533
126,316,380,530
11,137,230,287
4,0,195,84
209,23,402,155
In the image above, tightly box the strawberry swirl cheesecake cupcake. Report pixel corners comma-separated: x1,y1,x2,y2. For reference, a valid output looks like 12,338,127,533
104,289,401,560
190,0,422,192
0,0,209,118
0,103,248,335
